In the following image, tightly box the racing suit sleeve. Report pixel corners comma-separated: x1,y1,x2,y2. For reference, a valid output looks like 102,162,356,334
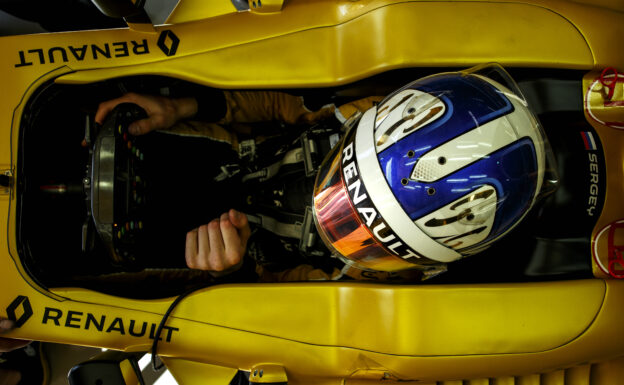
170,89,382,136
162,90,338,146
175,83,382,126
218,91,336,125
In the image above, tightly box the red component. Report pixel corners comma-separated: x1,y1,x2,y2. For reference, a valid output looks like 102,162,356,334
600,67,619,101
607,222,624,279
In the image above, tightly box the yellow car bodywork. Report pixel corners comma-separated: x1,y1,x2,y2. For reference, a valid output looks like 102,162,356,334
1,0,624,383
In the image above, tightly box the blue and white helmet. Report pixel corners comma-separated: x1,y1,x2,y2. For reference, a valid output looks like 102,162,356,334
313,64,555,272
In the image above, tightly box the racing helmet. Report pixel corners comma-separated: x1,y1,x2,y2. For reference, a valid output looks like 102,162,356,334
312,64,557,273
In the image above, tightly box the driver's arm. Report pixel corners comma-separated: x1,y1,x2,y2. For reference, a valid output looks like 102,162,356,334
94,89,336,136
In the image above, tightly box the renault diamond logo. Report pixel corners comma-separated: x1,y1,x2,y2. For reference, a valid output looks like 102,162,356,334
157,30,180,57
6,296,33,327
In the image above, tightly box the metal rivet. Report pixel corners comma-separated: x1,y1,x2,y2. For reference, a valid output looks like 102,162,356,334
407,150,415,158
427,187,436,196
401,178,409,186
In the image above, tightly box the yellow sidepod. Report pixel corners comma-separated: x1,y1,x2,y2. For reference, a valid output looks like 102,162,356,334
56,0,597,88
40,279,623,383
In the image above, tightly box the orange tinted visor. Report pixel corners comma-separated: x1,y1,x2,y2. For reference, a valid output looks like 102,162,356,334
312,132,419,272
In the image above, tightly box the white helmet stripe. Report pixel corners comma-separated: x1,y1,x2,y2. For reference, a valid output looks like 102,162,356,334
355,107,462,263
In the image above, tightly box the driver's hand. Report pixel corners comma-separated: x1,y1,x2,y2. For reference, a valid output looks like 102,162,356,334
185,209,251,275
0,318,31,353
95,93,198,135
